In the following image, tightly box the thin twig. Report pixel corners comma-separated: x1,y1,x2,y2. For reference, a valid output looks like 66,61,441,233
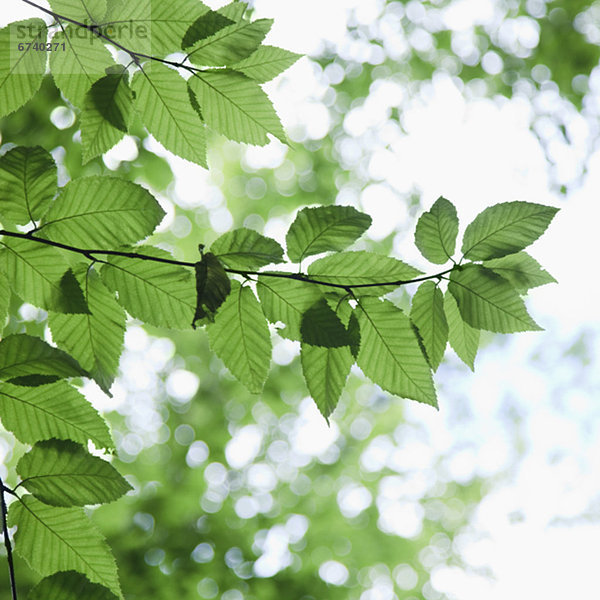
0,480,18,600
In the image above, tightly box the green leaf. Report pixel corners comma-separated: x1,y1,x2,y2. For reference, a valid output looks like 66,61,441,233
57,268,90,314
307,251,422,296
131,64,207,166
49,25,115,108
101,246,196,329
0,381,112,448
461,201,559,260
414,196,459,264
286,206,372,263
29,572,119,600
81,72,134,162
208,282,271,393
0,238,85,313
181,10,235,49
410,281,448,372
0,20,47,118
449,264,542,332
9,496,122,599
49,265,126,394
0,334,87,382
17,439,132,507
443,292,479,370
355,298,437,407
301,343,353,421
210,228,283,270
300,298,352,348
256,275,322,340
48,0,108,22
0,146,57,224
186,18,272,65
188,69,285,145
483,251,556,291
38,176,164,247
0,271,9,330
232,45,302,83
192,252,231,325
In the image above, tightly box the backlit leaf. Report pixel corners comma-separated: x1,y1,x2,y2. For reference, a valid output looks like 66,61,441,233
48,0,107,22
232,45,302,83
181,10,235,49
28,572,118,600
443,292,479,370
414,196,458,264
483,251,556,291
300,298,352,348
210,228,283,270
192,251,231,325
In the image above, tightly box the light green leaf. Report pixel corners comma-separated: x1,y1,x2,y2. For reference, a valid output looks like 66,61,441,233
307,251,422,296
461,201,559,260
188,69,285,145
81,72,133,162
0,238,86,313
0,20,47,118
49,0,108,22
131,63,207,166
9,496,122,599
449,264,542,332
217,1,247,21
0,271,9,330
0,334,87,382
483,251,556,292
300,298,352,348
410,281,448,372
17,439,132,507
210,228,283,270
286,206,372,263
0,146,57,224
187,18,272,65
101,246,196,329
232,45,302,83
443,292,479,370
414,196,458,264
49,25,115,108
29,572,119,600
208,282,271,393
192,252,231,325
356,298,437,407
0,381,112,448
181,10,236,49
49,265,126,394
301,343,353,421
256,275,322,340
38,177,164,247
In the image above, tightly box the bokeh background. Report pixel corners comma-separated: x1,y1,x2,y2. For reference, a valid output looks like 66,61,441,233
1,0,599,598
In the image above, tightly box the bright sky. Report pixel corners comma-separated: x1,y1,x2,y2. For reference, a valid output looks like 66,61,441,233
3,1,600,598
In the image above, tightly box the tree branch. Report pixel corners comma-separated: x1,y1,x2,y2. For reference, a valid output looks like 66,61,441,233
0,480,18,600
0,229,455,291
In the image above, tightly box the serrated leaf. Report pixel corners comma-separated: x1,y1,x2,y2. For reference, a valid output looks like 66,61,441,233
186,18,272,65
29,571,119,600
449,264,541,332
188,69,285,145
0,334,87,381
256,275,322,340
17,439,131,507
286,206,372,263
355,298,437,407
49,265,126,394
300,298,352,348
483,251,556,292
410,281,448,372
48,0,107,22
0,271,9,330
0,381,112,448
208,282,271,393
0,20,47,118
232,45,302,83
414,196,458,264
0,238,85,313
461,201,559,260
38,176,164,247
50,26,115,108
9,496,122,598
181,10,235,49
101,246,196,329
301,343,353,421
443,292,479,370
57,268,90,314
0,146,57,224
192,252,231,325
210,228,283,270
132,63,207,166
81,73,133,162
307,251,422,296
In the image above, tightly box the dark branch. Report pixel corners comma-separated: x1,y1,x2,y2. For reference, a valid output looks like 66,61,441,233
0,480,18,600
